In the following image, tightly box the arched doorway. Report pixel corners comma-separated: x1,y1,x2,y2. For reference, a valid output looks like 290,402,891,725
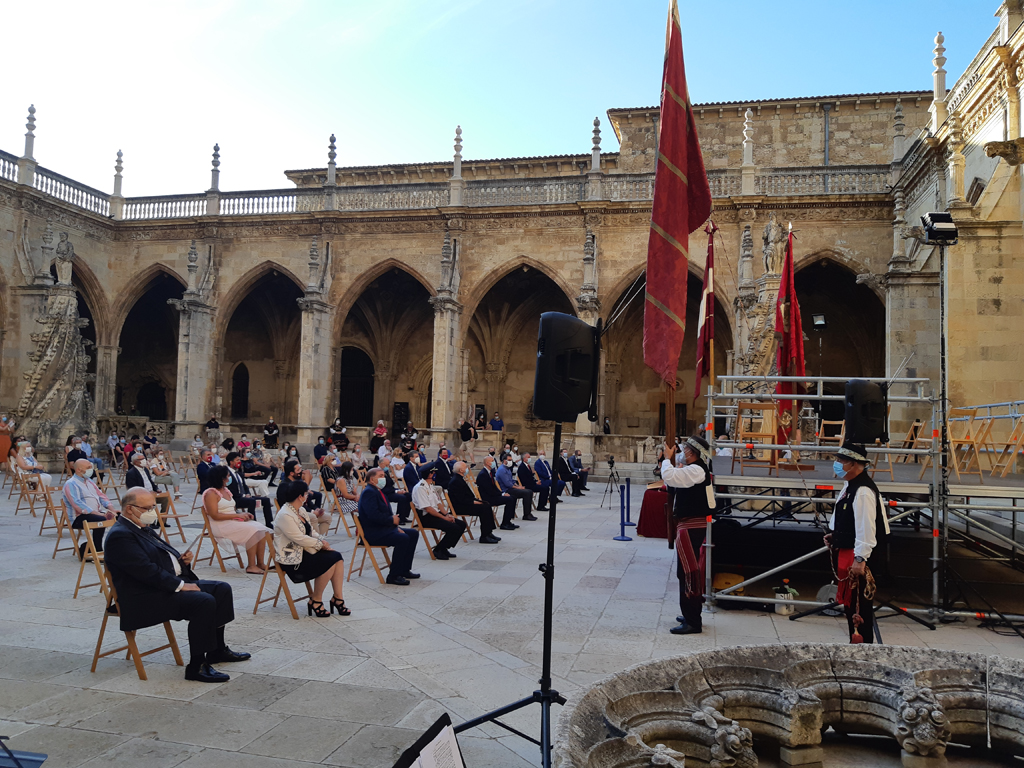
114,273,184,418
603,270,733,436
465,265,575,445
795,258,885,419
338,268,433,430
231,363,250,419
222,271,303,425
338,347,374,426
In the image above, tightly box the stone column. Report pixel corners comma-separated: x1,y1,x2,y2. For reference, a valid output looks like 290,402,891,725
373,366,397,427
295,295,335,446
946,115,967,206
574,221,601,462
429,295,463,433
94,344,121,415
741,108,756,195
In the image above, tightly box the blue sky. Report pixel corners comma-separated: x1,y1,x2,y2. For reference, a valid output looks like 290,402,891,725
1,0,997,196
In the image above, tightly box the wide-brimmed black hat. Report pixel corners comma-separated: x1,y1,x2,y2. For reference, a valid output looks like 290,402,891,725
683,435,711,463
836,440,870,464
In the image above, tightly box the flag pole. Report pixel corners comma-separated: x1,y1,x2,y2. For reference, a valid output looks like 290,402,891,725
665,381,676,549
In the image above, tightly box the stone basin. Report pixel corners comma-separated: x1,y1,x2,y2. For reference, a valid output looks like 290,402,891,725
553,643,1024,768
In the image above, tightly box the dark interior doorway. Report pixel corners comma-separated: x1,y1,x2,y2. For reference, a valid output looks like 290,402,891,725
231,363,250,419
338,347,374,426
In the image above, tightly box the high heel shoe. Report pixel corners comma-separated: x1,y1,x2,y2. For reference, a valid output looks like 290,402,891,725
330,597,351,616
307,600,330,617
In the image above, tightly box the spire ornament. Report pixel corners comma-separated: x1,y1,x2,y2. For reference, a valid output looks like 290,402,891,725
209,143,221,191
23,104,36,160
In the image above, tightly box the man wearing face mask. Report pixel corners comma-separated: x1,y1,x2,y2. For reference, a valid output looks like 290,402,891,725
555,449,583,497
516,453,544,512
263,417,279,449
358,468,421,585
277,458,325,516
104,488,250,683
411,467,467,560
196,449,216,492
661,435,715,636
126,452,170,517
496,453,535,522
314,437,329,465
421,448,454,490
225,452,274,527
824,441,890,644
64,458,119,556
448,461,501,543
378,456,412,524
477,455,517,530
533,450,562,511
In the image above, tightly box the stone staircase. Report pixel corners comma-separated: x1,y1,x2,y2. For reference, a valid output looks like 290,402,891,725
588,461,657,486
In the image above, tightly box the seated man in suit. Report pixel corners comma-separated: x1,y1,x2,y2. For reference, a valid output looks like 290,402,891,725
104,488,250,683
125,452,169,516
378,456,411,524
225,452,273,527
411,466,467,560
195,449,216,492
570,449,591,491
357,468,420,585
533,450,563,512
477,455,518,531
448,461,500,543
421,448,454,490
496,455,536,522
402,456,420,496
556,449,584,497
516,452,544,511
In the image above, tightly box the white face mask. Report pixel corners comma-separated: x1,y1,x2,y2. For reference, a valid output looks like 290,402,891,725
139,508,159,526
84,467,94,478
505,460,513,468
539,454,546,459
290,451,297,457
376,477,387,489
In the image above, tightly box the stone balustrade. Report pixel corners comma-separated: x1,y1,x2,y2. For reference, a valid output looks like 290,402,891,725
464,177,586,206
32,165,111,216
0,149,17,182
122,193,208,220
554,643,1024,768
334,182,449,211
755,165,890,196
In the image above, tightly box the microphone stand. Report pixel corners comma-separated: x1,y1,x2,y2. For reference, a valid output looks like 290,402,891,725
453,419,567,767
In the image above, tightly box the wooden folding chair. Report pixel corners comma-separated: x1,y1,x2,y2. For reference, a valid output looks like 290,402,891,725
254,534,312,620
469,480,501,531
990,417,1024,478
947,407,984,483
96,467,121,503
818,419,846,450
347,513,392,584
896,420,924,463
443,489,474,541
74,518,114,599
154,491,187,544
51,499,78,559
14,470,49,517
731,402,779,476
91,567,183,681
193,501,244,572
969,417,997,473
59,455,72,484
38,486,64,536
329,488,354,537
411,503,440,560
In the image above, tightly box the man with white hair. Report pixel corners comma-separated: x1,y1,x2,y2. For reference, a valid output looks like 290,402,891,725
64,458,119,556
377,439,392,462
126,452,169,516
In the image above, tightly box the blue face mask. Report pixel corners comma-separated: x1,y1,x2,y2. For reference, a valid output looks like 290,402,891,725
833,461,847,479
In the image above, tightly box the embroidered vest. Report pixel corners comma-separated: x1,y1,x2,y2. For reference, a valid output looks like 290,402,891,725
832,471,887,553
672,458,714,520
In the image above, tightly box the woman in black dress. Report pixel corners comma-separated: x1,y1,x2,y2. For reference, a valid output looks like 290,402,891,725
273,482,350,617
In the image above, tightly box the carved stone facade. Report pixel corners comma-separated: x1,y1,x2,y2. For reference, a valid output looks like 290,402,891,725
1,3,1022,451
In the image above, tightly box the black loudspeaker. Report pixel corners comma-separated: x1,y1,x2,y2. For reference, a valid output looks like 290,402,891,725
844,379,888,443
533,312,600,424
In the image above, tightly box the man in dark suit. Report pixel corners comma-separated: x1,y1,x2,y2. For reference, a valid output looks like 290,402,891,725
533,450,563,511
402,458,420,495
421,448,454,490
378,456,411,524
276,460,326,526
556,449,583,496
570,450,591,491
357,468,420,585
104,488,250,683
448,462,500,543
125,453,168,516
195,449,216,492
516,453,544,512
225,452,273,526
476,455,517,530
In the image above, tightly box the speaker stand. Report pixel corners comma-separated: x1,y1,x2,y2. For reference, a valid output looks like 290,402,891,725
454,420,567,766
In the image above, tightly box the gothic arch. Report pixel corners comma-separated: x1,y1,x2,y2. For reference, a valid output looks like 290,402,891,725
461,256,577,331
795,250,883,303
214,261,306,347
59,256,111,346
108,263,187,345
331,258,436,340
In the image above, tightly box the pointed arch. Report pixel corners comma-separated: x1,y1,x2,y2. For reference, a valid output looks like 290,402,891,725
460,256,577,332
795,249,882,301
61,257,111,346
214,262,306,346
331,258,436,340
109,263,187,345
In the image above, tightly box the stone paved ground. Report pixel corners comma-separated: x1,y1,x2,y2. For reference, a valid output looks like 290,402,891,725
1,474,1020,768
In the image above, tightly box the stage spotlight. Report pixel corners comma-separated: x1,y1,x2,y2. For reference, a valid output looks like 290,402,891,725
811,314,827,330
921,212,959,245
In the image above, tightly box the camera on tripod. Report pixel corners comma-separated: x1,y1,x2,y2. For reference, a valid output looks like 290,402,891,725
607,454,615,469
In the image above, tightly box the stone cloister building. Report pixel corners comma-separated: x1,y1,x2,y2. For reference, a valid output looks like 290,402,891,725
1,2,1022,455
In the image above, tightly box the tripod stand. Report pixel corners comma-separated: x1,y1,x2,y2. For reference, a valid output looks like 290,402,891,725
454,421,567,766
599,464,622,508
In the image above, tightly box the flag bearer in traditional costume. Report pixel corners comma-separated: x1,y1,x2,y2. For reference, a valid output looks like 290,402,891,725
661,435,714,636
824,441,890,644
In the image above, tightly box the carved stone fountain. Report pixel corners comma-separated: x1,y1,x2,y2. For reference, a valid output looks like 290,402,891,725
554,644,1024,767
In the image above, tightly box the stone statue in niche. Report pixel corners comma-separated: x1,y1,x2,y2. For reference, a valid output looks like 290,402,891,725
761,212,786,275
55,231,75,285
